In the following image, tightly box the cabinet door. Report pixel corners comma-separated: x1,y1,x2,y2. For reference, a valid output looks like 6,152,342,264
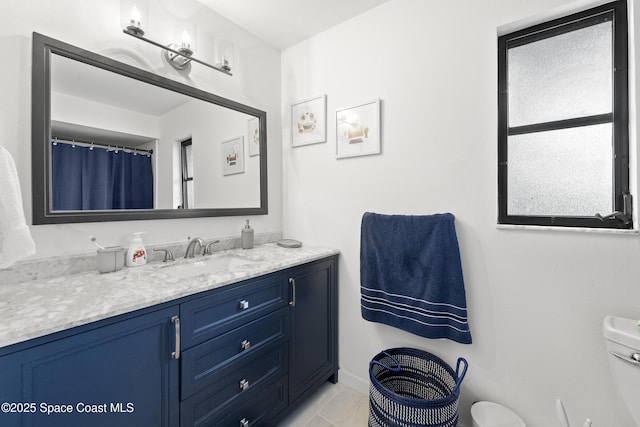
288,257,338,401
0,306,179,427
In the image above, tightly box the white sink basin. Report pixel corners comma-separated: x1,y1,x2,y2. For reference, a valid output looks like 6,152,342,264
157,255,255,279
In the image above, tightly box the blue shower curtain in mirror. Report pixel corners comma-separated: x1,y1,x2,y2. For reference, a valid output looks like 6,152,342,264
51,142,154,210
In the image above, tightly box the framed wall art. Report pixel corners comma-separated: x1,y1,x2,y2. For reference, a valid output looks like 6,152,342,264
221,136,245,175
247,117,260,157
336,99,381,159
291,94,326,147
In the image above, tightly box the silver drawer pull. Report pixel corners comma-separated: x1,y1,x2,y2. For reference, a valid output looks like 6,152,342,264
239,300,249,310
171,316,180,359
239,378,250,390
240,418,250,427
289,278,296,307
241,339,251,351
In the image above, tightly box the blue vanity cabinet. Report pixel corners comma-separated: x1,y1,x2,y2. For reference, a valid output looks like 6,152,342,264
0,306,179,427
287,256,339,406
0,254,338,427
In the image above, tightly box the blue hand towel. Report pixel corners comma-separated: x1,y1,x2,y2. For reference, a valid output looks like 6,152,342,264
360,212,472,344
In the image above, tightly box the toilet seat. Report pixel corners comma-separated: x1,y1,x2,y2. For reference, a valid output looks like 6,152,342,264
471,401,526,427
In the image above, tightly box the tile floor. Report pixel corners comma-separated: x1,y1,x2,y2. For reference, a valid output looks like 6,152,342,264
278,382,370,427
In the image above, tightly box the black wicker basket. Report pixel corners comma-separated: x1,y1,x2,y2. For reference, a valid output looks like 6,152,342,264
368,347,468,427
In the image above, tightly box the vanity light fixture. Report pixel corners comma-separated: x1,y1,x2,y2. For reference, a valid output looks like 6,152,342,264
163,21,196,70
120,0,232,75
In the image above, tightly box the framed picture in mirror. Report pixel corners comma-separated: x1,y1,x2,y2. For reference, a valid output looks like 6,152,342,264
248,117,260,157
222,136,245,176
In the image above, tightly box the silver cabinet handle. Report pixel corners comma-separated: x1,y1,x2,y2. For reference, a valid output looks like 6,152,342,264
239,300,249,310
171,316,180,359
239,378,250,390
609,350,640,366
289,278,296,307
240,418,250,427
241,339,251,351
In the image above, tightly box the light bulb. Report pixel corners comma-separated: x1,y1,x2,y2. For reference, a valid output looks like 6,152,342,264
181,30,190,49
130,6,141,27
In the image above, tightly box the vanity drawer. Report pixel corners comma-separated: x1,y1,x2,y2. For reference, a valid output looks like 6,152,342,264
181,307,289,399
180,273,289,348
180,344,288,427
201,375,288,427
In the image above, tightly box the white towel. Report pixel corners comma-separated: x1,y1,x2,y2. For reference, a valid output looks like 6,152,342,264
0,146,36,269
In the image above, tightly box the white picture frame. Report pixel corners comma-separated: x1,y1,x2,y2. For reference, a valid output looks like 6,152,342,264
221,136,245,175
336,99,381,159
291,94,327,147
248,117,260,157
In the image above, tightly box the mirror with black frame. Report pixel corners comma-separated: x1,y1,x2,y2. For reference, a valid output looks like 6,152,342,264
32,32,267,224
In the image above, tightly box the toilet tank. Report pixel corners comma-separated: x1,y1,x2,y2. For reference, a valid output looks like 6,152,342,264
603,315,640,426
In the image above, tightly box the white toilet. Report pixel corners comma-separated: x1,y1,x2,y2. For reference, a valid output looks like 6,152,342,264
471,401,526,427
603,315,640,426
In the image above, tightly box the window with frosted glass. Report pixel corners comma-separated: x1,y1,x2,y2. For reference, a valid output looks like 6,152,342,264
498,0,630,229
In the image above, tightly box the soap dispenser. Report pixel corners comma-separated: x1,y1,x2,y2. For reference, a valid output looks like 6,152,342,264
241,220,254,249
126,232,147,267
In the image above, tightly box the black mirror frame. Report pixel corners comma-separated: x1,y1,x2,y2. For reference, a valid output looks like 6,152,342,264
31,32,268,224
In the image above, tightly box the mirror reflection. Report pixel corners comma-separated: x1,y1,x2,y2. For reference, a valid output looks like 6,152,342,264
32,33,267,224
50,54,261,211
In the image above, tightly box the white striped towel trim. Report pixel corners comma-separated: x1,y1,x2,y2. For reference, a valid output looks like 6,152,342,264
360,303,471,333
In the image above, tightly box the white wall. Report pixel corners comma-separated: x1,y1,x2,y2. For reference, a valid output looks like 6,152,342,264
160,99,260,209
0,0,282,257
51,92,161,139
281,0,640,426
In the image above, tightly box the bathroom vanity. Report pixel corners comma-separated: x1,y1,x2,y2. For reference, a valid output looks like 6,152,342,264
0,245,338,427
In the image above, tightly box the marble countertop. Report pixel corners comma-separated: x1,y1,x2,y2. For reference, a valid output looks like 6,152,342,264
0,244,339,349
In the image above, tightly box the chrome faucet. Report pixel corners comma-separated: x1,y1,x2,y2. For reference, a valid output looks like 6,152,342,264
153,247,175,262
184,237,205,258
203,240,221,255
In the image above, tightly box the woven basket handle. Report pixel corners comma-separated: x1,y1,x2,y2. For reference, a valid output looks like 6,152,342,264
370,351,402,373
453,357,469,394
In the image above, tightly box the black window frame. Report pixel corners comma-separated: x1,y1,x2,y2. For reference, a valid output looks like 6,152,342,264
180,138,193,209
498,0,631,229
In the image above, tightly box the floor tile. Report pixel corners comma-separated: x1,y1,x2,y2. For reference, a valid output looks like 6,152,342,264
318,385,369,426
305,415,339,427
278,382,344,427
278,382,369,427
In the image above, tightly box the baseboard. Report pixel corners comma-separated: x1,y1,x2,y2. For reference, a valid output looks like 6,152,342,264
337,368,369,395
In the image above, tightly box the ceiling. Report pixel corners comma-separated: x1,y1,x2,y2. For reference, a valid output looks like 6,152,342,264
52,54,190,117
197,0,391,50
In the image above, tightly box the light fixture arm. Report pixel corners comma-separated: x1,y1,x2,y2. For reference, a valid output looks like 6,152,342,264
123,29,232,75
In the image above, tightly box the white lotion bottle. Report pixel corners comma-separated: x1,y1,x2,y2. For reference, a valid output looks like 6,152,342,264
126,232,147,267
241,220,254,249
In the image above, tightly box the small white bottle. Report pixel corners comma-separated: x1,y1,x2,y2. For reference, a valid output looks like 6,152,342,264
126,232,147,267
241,220,254,249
